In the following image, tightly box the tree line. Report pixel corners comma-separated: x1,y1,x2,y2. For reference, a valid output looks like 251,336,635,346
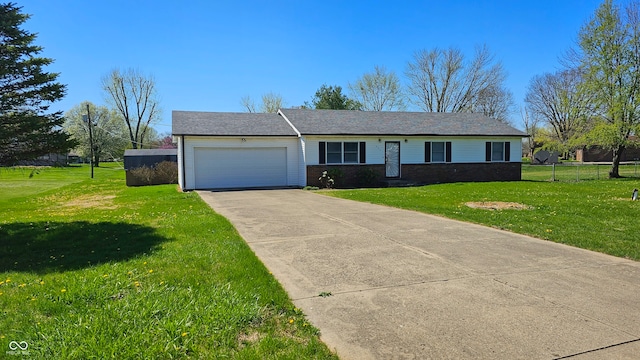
241,46,514,125
0,3,169,167
241,0,640,178
3,1,640,178
524,0,640,177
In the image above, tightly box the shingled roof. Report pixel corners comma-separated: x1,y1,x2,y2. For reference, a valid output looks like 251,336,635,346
172,109,528,137
280,109,527,137
172,111,298,136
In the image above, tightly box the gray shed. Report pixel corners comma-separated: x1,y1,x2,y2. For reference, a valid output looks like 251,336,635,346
124,149,177,170
124,149,178,186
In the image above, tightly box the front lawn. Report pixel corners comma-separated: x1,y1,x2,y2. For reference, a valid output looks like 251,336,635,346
0,165,337,359
325,179,640,261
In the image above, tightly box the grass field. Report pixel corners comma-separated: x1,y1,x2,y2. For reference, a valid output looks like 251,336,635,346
326,170,640,261
0,165,337,359
522,163,640,182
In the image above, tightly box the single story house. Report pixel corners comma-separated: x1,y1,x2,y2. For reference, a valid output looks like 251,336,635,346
576,145,640,162
172,108,528,190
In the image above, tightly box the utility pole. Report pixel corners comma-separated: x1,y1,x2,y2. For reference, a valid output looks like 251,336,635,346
82,104,94,179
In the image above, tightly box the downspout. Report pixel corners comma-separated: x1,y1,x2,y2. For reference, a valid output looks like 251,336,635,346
181,135,186,190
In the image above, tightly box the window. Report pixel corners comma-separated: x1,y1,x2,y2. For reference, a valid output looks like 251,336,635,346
343,142,358,163
327,142,342,163
320,142,366,164
492,142,504,161
431,142,445,162
425,141,451,163
485,141,511,162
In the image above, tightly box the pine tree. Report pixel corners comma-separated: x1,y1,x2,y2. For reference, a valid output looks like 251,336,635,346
0,2,75,165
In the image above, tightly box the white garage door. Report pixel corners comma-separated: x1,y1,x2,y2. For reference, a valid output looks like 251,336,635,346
194,147,288,189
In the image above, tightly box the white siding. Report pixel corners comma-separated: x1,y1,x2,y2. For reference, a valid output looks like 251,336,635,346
176,136,185,190
304,136,523,165
182,136,302,190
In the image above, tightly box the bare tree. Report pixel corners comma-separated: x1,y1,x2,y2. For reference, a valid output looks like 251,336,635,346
472,84,515,124
240,93,284,113
102,68,160,149
524,68,591,155
240,95,256,113
521,107,541,160
405,45,507,114
261,92,284,113
348,65,405,111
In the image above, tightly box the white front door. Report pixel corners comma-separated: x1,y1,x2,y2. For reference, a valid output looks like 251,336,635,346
385,142,400,178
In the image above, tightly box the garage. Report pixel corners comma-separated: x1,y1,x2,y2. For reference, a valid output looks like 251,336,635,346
194,147,288,189
172,111,302,190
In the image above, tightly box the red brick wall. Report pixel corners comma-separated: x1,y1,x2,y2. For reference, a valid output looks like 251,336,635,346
307,163,522,188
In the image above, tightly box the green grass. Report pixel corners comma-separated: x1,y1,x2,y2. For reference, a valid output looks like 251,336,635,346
523,163,640,181
0,165,337,359
325,175,640,261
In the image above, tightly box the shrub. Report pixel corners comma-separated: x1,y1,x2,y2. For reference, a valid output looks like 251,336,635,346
356,167,379,187
129,165,155,185
128,161,178,186
154,161,178,184
327,168,344,186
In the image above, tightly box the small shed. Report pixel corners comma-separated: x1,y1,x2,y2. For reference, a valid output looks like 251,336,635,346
124,149,177,170
124,149,178,186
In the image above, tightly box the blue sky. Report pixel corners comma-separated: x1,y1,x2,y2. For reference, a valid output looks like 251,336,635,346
21,0,602,132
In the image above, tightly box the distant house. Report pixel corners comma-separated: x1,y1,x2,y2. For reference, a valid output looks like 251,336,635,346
172,109,528,190
18,153,68,166
576,144,640,162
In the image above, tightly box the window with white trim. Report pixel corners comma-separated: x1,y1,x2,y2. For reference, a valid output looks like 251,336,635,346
326,142,342,163
492,142,505,161
319,141,366,164
327,142,359,164
425,141,451,163
485,141,510,162
431,142,446,162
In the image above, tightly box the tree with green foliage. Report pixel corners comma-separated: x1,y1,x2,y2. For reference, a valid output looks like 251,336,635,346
0,3,76,165
64,102,129,166
307,84,362,110
348,65,405,111
577,0,640,177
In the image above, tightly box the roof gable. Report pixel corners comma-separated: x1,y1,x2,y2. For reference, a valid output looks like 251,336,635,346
172,111,298,136
279,108,527,137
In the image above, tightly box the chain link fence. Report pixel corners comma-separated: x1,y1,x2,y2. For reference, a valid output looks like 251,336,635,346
522,162,640,182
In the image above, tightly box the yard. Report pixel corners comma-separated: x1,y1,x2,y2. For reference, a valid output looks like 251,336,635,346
2,163,639,358
326,164,640,261
0,165,338,359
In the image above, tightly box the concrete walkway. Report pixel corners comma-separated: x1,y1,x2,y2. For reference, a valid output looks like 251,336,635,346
197,189,640,359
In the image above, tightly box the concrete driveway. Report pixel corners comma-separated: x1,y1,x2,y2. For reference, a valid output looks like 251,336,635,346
197,189,640,359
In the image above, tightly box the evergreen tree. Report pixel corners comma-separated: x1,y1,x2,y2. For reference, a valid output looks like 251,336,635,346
307,84,362,110
0,3,75,165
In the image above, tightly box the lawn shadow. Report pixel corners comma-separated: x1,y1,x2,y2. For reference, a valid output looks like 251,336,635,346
0,221,168,273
